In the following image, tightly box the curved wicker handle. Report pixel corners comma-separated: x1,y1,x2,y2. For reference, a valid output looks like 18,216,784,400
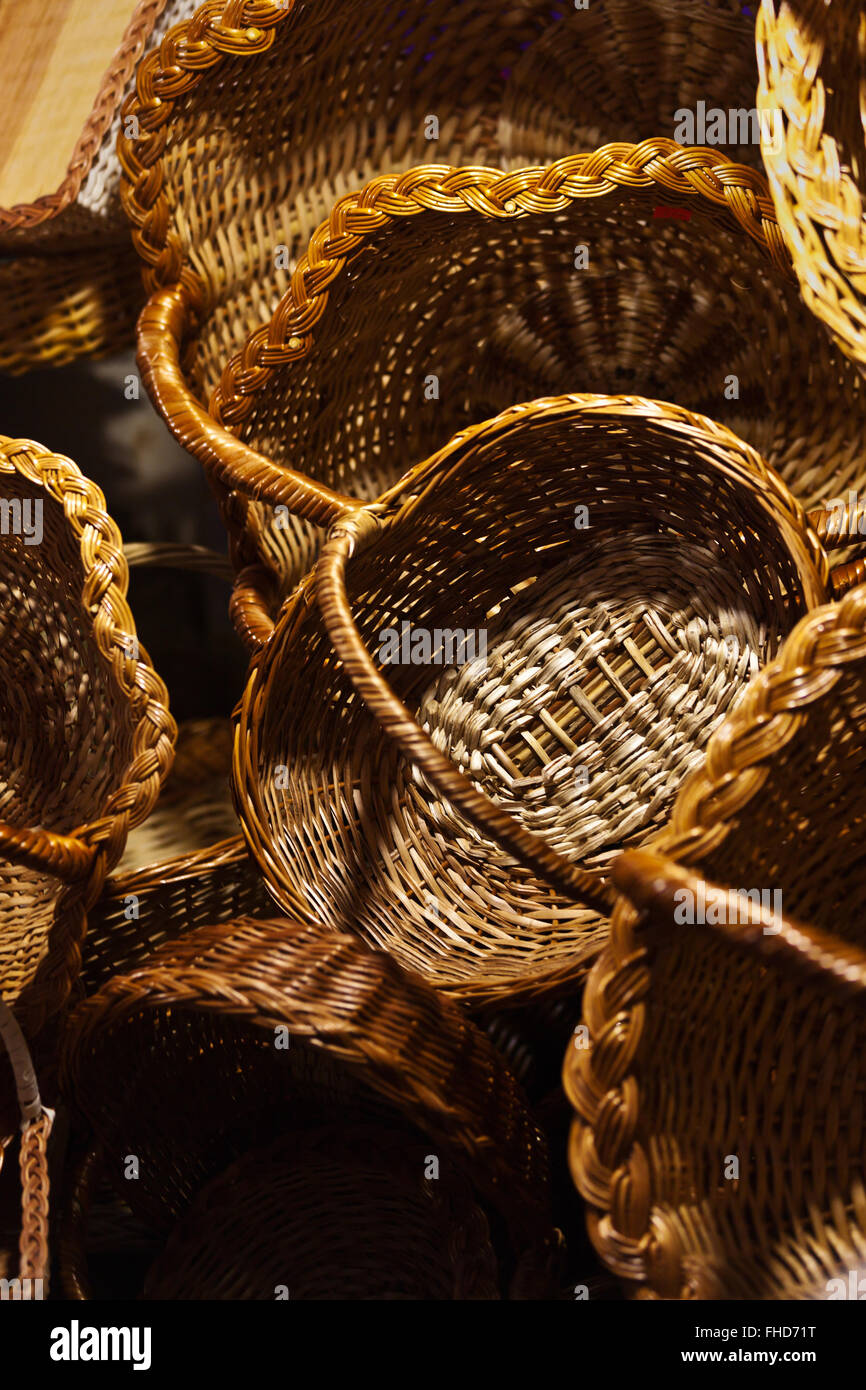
0,1000,53,1291
316,523,615,915
613,850,866,999
137,287,356,534
809,501,866,597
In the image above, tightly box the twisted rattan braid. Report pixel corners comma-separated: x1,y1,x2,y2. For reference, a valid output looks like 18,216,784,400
565,584,866,1298
119,0,294,296
757,0,866,370
0,437,175,1036
211,147,790,431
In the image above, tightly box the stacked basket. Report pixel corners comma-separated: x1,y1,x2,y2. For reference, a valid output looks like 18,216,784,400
1,0,866,1301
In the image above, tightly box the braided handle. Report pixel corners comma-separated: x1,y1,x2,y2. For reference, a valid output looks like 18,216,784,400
316,524,615,916
0,1001,52,1293
0,822,97,882
613,850,866,999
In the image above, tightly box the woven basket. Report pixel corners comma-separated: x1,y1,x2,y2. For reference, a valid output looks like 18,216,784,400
138,147,866,614
124,0,759,375
0,437,174,1047
233,394,866,1009
0,1002,52,1297
61,915,559,1289
140,1127,502,1300
757,0,866,372
565,582,866,1299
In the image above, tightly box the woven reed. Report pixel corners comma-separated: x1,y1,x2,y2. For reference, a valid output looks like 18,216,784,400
123,0,758,318
565,582,866,1299
138,145,866,616
80,717,275,998
233,394,863,1009
758,0,866,372
0,244,145,374
142,1126,502,1300
0,437,175,1047
62,916,556,1277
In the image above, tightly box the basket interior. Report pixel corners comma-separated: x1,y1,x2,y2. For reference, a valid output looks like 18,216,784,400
160,0,758,363
247,405,821,996
216,187,866,595
141,1127,499,1300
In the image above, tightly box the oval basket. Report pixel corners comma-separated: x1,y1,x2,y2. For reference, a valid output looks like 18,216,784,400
0,437,175,1048
757,0,866,372
565,582,866,1299
138,146,866,621
233,394,865,1008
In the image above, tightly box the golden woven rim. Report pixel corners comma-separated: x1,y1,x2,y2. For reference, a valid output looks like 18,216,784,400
757,0,866,368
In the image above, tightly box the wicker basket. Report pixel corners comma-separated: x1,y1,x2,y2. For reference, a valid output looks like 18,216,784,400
124,0,759,373
139,146,866,613
232,394,865,1009
757,0,866,372
0,437,174,1049
140,1127,502,1300
61,915,559,1288
0,1002,52,1296
565,582,866,1299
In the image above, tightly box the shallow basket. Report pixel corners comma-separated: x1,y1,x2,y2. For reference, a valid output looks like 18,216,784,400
565,582,866,1299
233,394,866,1008
0,437,174,1046
140,145,866,617
757,0,866,372
125,0,759,381
140,1126,501,1300
61,915,559,1290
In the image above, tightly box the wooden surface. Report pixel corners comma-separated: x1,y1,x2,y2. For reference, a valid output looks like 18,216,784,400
0,0,137,207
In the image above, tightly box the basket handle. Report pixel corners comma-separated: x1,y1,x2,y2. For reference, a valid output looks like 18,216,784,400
613,850,866,999
809,501,866,597
137,287,357,537
316,521,615,915
0,999,53,1291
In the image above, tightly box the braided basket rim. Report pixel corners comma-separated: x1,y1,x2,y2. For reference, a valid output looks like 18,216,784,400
0,435,176,853
564,582,866,1297
757,0,866,366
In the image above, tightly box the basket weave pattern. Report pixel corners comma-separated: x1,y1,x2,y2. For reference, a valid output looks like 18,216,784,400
565,585,866,1298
